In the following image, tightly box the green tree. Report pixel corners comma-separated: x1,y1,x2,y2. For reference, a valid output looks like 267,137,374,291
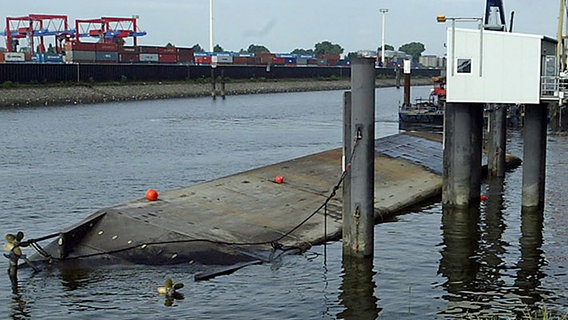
377,44,394,52
314,41,344,55
246,44,270,54
346,51,359,59
192,44,204,52
398,42,425,62
213,44,224,52
291,48,314,55
166,42,175,48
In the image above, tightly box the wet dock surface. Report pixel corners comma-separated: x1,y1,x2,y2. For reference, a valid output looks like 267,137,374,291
31,133,450,267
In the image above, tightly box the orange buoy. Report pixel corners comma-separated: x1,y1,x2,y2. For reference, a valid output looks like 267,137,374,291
480,195,488,202
146,189,159,201
275,175,284,184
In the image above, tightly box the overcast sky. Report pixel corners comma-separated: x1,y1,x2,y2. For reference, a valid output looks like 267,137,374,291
1,0,560,56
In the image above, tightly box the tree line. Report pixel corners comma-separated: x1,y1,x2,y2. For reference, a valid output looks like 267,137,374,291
188,40,426,62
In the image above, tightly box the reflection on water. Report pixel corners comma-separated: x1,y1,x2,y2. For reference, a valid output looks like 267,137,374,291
60,267,97,291
10,292,29,320
338,257,380,320
438,195,548,317
438,206,481,301
480,176,508,291
516,207,546,306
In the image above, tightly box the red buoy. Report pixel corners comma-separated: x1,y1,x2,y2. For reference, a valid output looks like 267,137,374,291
480,195,488,202
146,189,159,201
275,175,284,184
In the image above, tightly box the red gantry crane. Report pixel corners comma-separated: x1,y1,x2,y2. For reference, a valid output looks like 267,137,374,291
74,16,146,46
4,14,72,54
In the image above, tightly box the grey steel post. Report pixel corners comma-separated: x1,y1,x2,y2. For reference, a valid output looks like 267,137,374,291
522,103,548,209
342,91,352,254
221,68,226,99
343,57,375,258
487,104,507,177
442,102,484,207
210,67,216,99
403,61,411,106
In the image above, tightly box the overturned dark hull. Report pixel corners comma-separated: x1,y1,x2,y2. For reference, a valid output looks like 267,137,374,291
26,133,460,269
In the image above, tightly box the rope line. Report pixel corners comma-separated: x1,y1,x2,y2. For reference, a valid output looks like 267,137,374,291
27,140,360,263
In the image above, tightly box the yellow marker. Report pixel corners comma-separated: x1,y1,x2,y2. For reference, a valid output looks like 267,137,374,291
437,15,446,23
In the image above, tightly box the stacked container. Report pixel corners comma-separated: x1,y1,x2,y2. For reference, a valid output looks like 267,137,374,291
95,43,118,63
139,46,160,63
211,54,233,65
118,46,139,63
158,47,177,63
3,52,26,63
65,42,97,63
176,47,194,64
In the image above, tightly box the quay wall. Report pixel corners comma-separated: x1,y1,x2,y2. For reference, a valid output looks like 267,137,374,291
0,77,435,109
0,63,440,84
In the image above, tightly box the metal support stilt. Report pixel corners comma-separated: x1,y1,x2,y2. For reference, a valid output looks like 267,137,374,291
487,104,507,177
342,57,375,258
443,103,484,207
522,103,548,209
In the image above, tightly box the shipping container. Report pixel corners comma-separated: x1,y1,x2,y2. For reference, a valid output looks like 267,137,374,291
118,46,139,54
66,50,96,63
0,53,5,63
177,51,194,63
159,53,177,63
33,53,64,63
275,53,295,58
139,46,160,54
296,57,308,65
65,42,97,52
285,58,297,65
96,51,119,63
212,55,233,64
232,56,248,65
139,53,159,62
4,52,26,62
95,43,118,52
176,47,193,54
257,53,275,64
247,56,261,65
273,57,286,65
119,53,140,63
158,47,177,54
45,53,64,63
195,56,212,65
234,53,254,57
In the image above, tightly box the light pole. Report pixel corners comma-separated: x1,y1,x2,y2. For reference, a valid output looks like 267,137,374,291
379,9,388,67
209,0,214,53
437,15,483,76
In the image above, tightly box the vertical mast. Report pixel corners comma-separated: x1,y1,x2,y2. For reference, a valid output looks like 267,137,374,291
209,0,214,52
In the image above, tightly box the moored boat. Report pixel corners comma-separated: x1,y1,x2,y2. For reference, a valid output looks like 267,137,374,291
399,76,446,131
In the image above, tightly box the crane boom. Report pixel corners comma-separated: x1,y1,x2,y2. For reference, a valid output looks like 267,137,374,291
558,0,567,71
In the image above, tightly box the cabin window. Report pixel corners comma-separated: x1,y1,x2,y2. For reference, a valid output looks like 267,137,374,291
457,58,471,74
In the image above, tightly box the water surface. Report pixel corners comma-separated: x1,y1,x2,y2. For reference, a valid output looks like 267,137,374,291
0,87,565,319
